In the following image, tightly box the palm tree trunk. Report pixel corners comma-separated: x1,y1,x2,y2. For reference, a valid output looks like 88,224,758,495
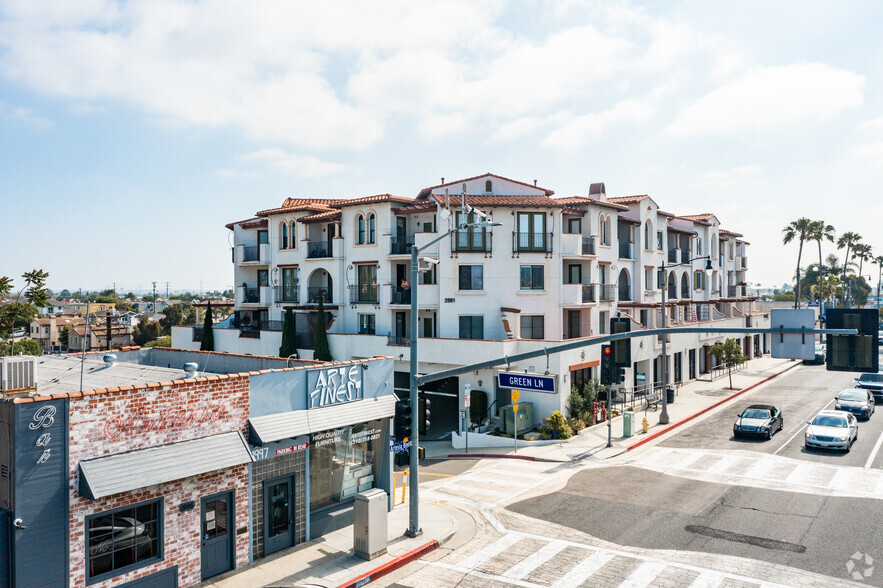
794,239,804,308
844,245,852,276
818,240,824,342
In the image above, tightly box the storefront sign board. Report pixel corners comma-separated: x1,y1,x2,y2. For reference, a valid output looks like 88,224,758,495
307,365,364,409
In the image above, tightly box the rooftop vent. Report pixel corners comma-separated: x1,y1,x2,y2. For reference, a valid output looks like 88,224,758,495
1,356,36,394
183,362,199,379
589,182,606,200
103,354,117,368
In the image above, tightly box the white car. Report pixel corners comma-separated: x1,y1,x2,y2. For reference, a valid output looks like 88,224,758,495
805,410,858,452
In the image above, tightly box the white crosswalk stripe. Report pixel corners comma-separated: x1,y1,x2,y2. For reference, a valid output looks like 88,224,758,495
549,550,614,588
501,539,567,579
617,561,668,587
455,534,522,569
688,570,724,588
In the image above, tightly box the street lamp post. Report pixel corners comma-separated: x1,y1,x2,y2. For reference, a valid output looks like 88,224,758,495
406,214,499,537
659,255,713,425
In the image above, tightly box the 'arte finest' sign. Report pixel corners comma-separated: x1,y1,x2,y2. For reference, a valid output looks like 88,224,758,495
307,365,363,409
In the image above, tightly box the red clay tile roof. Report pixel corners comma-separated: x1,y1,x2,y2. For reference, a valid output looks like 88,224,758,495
667,225,697,234
427,194,564,209
561,207,585,216
618,215,642,224
328,194,413,207
256,202,335,217
657,210,675,217
677,214,719,226
416,173,554,199
553,196,630,211
225,216,263,230
298,210,342,224
394,203,437,215
720,229,743,237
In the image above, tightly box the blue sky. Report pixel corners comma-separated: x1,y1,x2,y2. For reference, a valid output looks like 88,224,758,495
2,0,883,294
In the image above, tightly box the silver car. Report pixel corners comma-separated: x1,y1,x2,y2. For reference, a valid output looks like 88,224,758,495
805,410,858,452
834,388,875,419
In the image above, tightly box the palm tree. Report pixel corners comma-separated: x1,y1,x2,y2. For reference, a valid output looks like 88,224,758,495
825,253,844,277
807,220,835,305
837,232,862,275
782,218,813,308
874,255,883,308
852,243,873,278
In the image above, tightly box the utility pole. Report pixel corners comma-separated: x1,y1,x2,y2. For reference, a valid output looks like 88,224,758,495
165,282,170,299
152,282,157,313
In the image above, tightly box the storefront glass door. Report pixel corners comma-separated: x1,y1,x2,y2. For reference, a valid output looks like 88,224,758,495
201,492,233,580
264,475,295,556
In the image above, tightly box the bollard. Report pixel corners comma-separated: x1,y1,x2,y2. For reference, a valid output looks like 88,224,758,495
642,416,649,434
401,471,408,504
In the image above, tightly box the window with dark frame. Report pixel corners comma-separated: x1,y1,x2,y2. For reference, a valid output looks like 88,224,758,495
458,265,483,290
368,214,376,243
517,212,546,251
257,269,269,287
357,215,366,244
459,315,484,339
86,499,162,582
455,211,486,251
359,314,375,334
520,265,544,290
520,315,544,339
567,218,581,233
258,230,269,244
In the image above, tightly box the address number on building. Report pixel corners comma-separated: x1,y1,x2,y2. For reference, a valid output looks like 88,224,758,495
444,297,455,303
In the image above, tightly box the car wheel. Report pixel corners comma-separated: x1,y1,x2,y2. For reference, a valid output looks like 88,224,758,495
779,419,784,431
766,429,772,440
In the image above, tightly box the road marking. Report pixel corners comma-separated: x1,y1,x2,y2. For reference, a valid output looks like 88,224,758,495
671,451,708,471
688,570,723,587
419,472,455,477
456,535,522,569
865,432,883,470
617,561,667,587
707,454,741,474
784,463,814,485
501,539,567,579
773,398,835,455
463,474,535,487
828,468,853,490
550,550,614,588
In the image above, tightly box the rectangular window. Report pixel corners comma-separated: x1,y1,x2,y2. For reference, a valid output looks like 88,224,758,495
567,218,581,234
257,269,269,287
567,264,582,284
458,265,483,290
520,265,544,290
520,315,544,339
599,311,609,334
640,309,649,327
459,315,484,340
657,269,665,289
258,230,269,244
657,231,663,251
645,268,654,290
694,271,706,291
357,264,377,301
309,420,384,511
358,314,375,335
281,267,298,302
517,212,546,251
420,265,436,285
455,211,486,251
87,499,163,583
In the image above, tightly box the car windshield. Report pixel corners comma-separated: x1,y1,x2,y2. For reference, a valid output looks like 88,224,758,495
741,409,770,419
812,415,848,427
859,374,883,383
840,391,866,401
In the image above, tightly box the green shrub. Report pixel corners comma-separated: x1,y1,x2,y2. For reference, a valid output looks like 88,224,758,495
538,411,573,440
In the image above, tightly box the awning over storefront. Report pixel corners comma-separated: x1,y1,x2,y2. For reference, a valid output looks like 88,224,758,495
78,431,253,500
248,395,397,446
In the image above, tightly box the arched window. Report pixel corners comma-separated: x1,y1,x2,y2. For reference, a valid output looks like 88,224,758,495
357,214,365,244
668,271,677,299
617,269,631,302
280,221,288,250
644,220,653,250
711,234,717,258
289,220,296,247
485,180,492,192
368,213,376,243
681,272,690,298
599,214,610,246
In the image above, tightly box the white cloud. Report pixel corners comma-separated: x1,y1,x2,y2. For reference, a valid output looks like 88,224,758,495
668,63,865,136
853,141,883,164
542,99,655,149
0,101,52,129
689,165,765,189
859,115,883,131
488,117,544,143
237,149,349,178
215,168,260,179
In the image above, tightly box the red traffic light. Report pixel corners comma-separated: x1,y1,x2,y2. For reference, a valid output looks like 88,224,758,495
603,346,612,355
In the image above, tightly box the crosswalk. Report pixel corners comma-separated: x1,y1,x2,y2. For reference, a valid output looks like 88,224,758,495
625,447,883,498
424,460,573,507
408,532,796,588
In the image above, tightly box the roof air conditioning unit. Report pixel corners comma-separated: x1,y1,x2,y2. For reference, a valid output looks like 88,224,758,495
1,356,37,394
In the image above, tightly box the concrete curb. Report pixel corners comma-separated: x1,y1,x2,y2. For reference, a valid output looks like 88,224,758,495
626,362,801,452
446,452,561,462
336,540,439,588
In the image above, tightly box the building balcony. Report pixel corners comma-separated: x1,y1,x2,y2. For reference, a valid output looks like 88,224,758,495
349,284,379,305
274,284,299,304
387,334,410,346
583,237,596,255
737,256,748,270
560,234,596,257
452,231,492,254
307,286,332,304
562,283,597,305
390,235,415,255
390,288,411,305
413,231,439,255
239,284,271,305
598,284,616,302
307,241,332,259
237,243,269,264
513,232,553,255
668,249,680,264
618,242,635,259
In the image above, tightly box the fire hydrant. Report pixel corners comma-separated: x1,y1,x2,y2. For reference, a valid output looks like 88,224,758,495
642,416,649,434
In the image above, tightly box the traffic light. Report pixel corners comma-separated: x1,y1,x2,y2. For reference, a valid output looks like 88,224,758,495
610,317,631,366
616,367,626,385
600,344,615,385
394,400,412,442
826,309,879,373
418,397,431,435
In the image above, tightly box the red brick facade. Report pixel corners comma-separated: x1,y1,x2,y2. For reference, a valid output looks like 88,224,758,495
67,376,251,588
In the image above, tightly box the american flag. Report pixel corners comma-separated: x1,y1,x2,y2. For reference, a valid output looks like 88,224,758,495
691,305,698,323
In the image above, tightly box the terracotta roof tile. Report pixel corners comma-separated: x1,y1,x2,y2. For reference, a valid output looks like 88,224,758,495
298,210,342,223
553,196,630,211
394,203,437,215
328,194,413,207
720,229,743,237
428,194,567,209
416,173,554,199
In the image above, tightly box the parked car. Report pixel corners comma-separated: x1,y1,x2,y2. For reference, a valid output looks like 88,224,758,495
803,343,826,365
855,373,883,399
834,388,875,419
733,404,783,439
805,410,858,452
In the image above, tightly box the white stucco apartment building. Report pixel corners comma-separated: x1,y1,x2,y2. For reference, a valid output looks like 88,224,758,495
172,174,768,437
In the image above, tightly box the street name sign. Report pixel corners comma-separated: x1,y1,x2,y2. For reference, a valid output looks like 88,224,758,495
497,371,556,393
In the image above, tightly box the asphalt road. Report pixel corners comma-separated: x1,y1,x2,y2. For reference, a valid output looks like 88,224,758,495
395,457,481,487
661,364,883,468
508,364,883,584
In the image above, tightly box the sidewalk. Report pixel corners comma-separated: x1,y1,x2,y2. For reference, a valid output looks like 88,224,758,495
445,356,802,463
203,501,475,588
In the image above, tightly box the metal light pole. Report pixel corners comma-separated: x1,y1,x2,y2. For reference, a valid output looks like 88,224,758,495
659,256,713,425
406,215,499,537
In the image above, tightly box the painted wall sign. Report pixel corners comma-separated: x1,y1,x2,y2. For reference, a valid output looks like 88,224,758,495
307,365,363,409
497,371,556,394
103,405,228,439
275,442,309,456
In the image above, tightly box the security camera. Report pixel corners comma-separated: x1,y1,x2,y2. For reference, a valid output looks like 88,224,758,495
467,206,487,220
420,257,439,266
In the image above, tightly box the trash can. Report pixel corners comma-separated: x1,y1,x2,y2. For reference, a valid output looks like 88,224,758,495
354,488,388,560
622,411,633,437
666,388,675,404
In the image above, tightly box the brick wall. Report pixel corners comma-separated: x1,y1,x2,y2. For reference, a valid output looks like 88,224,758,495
67,376,250,588
250,451,307,559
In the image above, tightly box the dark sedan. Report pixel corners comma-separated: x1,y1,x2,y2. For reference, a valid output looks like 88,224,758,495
855,373,883,399
733,404,783,440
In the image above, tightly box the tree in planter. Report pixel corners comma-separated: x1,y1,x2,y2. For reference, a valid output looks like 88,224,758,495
279,308,297,358
313,291,332,361
200,302,214,351
709,338,747,390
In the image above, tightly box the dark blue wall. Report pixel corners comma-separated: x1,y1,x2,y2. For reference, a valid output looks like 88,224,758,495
13,400,68,588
